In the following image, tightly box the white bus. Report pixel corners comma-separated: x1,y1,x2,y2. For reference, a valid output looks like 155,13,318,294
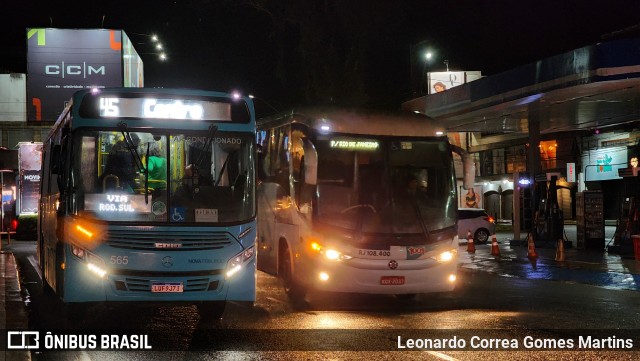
256,107,474,299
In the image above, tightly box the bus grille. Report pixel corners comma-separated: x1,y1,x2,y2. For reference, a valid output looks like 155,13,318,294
106,230,233,250
120,277,218,292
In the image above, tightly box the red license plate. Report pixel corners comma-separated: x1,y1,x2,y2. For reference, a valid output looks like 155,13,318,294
151,283,184,293
380,276,405,285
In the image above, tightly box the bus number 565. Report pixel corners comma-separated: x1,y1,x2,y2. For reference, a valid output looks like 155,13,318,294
110,256,129,265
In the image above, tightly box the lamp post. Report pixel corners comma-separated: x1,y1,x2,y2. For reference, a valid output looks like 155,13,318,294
132,33,168,61
410,41,436,96
422,51,434,95
249,94,280,116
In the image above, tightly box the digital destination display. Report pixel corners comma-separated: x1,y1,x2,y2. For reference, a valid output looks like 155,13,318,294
84,194,152,214
97,97,231,121
330,140,379,151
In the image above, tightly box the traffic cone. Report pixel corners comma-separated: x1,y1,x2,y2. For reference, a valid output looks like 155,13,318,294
466,230,476,253
490,234,500,256
555,238,565,261
527,234,538,259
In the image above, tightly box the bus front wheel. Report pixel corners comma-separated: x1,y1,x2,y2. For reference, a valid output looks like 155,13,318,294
280,245,306,301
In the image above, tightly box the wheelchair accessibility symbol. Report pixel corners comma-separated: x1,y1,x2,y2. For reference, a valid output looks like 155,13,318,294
171,207,186,222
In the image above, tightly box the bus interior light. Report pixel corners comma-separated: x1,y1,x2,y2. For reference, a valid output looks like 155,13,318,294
448,274,457,282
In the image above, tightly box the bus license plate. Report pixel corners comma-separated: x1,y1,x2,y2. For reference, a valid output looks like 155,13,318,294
357,249,391,258
151,283,184,293
380,276,405,285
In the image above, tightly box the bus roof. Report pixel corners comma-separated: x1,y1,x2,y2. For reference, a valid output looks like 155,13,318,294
258,107,446,137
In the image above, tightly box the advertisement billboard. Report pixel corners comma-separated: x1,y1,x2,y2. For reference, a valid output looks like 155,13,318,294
582,146,627,182
460,185,483,209
18,142,43,215
26,28,125,122
427,71,482,94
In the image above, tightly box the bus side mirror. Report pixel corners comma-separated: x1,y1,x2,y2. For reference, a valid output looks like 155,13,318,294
302,139,317,185
451,145,476,190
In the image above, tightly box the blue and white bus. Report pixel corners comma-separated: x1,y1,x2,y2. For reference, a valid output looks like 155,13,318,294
256,107,474,300
38,88,256,319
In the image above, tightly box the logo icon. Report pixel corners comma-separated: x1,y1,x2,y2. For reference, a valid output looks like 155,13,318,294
388,260,398,270
170,207,186,222
7,331,40,349
162,256,174,268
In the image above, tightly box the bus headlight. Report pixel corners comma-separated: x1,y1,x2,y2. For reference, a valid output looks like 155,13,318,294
70,244,108,279
434,249,457,263
226,245,255,279
87,262,107,279
310,242,351,261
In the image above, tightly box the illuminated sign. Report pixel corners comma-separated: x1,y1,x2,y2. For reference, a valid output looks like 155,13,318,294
84,194,152,213
330,140,379,150
582,147,627,181
97,97,230,120
27,29,124,122
567,163,576,182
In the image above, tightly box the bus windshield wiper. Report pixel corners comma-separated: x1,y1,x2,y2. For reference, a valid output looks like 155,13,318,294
411,198,431,242
117,123,145,174
117,123,149,203
195,124,219,170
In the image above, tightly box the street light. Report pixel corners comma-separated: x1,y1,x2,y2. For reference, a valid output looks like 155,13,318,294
131,33,168,62
249,94,280,116
410,40,437,96
421,50,435,95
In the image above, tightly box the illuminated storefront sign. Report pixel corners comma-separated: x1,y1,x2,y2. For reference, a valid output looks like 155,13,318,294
582,147,627,181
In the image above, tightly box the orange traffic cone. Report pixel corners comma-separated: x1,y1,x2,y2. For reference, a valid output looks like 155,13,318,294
527,234,538,259
555,238,565,261
490,234,500,256
466,230,476,253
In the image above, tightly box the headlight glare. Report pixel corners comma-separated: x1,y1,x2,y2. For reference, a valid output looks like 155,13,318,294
226,245,255,279
434,248,457,263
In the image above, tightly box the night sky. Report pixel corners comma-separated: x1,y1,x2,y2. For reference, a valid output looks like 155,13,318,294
2,0,640,115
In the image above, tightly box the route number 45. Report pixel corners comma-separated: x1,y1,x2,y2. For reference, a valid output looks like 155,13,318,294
110,256,129,265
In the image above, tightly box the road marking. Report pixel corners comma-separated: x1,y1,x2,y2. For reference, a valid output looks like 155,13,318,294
425,351,460,361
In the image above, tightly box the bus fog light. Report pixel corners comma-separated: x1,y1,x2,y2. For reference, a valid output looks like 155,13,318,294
319,272,330,281
448,274,457,282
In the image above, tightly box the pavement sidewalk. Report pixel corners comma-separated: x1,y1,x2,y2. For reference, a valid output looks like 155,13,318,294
1,249,31,361
458,236,640,291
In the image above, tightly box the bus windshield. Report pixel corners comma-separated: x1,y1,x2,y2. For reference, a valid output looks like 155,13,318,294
314,137,456,235
71,129,255,223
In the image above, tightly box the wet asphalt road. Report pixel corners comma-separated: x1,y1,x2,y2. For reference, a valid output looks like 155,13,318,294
7,239,640,360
